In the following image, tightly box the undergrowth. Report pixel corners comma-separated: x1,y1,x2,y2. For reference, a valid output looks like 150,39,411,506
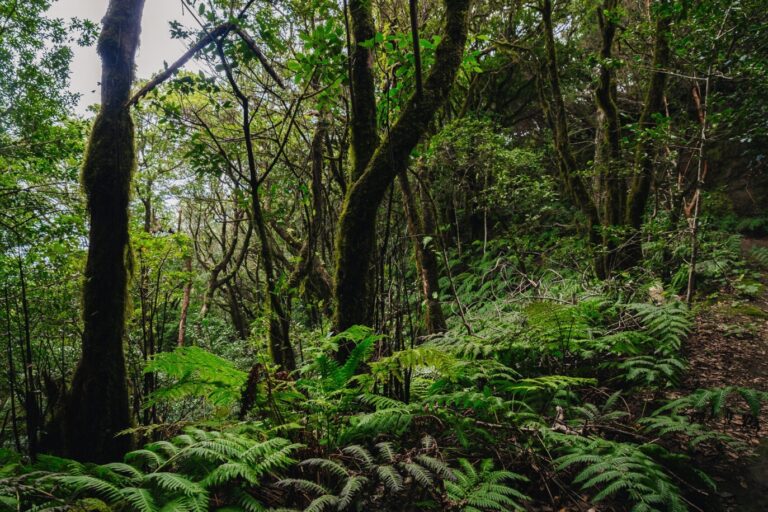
2,252,767,511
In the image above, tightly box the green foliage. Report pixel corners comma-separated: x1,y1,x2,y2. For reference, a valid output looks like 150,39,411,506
604,300,692,388
653,386,768,420
552,434,686,511
750,246,768,268
445,458,529,512
629,301,692,353
278,436,452,510
0,428,301,511
145,347,248,408
298,326,380,394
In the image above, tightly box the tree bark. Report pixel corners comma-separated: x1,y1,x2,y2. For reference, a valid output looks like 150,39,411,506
62,0,145,462
333,0,472,347
540,0,602,256
348,0,379,182
624,2,672,265
398,171,446,334
593,0,625,275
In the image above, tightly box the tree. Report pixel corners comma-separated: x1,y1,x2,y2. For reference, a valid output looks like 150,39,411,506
538,0,672,275
333,0,472,343
61,0,146,462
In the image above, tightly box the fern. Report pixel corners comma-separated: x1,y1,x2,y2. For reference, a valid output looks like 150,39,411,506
653,386,768,418
279,436,446,510
145,347,248,407
750,246,768,268
3,428,300,511
615,354,687,387
551,434,686,512
300,326,380,394
445,458,529,512
121,487,158,512
629,301,691,353
51,475,124,502
638,415,737,448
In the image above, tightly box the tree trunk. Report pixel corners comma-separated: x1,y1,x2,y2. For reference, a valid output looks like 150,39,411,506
333,0,472,348
593,0,626,275
398,171,446,334
624,2,672,266
177,255,192,346
288,111,331,307
348,0,379,182
540,0,602,261
62,0,145,462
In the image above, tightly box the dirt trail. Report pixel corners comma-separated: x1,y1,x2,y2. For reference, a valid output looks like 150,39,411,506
682,239,768,511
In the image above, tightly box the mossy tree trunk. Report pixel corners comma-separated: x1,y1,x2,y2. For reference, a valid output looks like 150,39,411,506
288,111,331,309
348,0,379,183
540,0,602,261
333,0,471,350
624,2,672,266
62,0,145,463
398,171,447,334
594,0,626,275
539,0,672,275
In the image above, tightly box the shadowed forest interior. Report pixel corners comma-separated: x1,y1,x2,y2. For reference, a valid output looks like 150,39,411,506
2,0,768,510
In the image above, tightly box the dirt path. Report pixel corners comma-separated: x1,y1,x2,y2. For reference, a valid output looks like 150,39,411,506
682,242,768,511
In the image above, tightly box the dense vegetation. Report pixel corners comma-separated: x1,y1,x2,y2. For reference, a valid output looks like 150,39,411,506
1,0,767,510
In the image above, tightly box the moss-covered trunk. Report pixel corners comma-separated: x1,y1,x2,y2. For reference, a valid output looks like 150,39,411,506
62,0,145,463
624,2,672,266
333,0,471,347
348,0,379,183
289,111,330,305
398,171,446,334
540,0,602,263
593,0,626,275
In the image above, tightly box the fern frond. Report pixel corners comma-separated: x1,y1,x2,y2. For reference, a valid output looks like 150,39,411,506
298,458,348,479
121,487,158,512
337,475,368,508
145,473,206,498
53,475,123,502
374,465,403,492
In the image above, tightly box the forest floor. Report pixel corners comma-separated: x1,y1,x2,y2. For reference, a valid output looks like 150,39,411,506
681,237,768,511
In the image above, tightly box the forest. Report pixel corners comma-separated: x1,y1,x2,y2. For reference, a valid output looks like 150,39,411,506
1,0,767,510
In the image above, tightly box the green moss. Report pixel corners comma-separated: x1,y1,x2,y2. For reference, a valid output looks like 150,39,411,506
71,498,111,512
728,303,768,319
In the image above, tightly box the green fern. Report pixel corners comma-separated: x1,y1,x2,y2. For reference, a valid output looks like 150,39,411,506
445,458,529,512
144,347,248,407
750,246,768,268
278,436,447,510
653,387,768,422
2,428,301,512
552,434,686,512
615,355,687,387
629,301,691,353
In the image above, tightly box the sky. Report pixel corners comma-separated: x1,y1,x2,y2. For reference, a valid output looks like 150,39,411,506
48,0,198,115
